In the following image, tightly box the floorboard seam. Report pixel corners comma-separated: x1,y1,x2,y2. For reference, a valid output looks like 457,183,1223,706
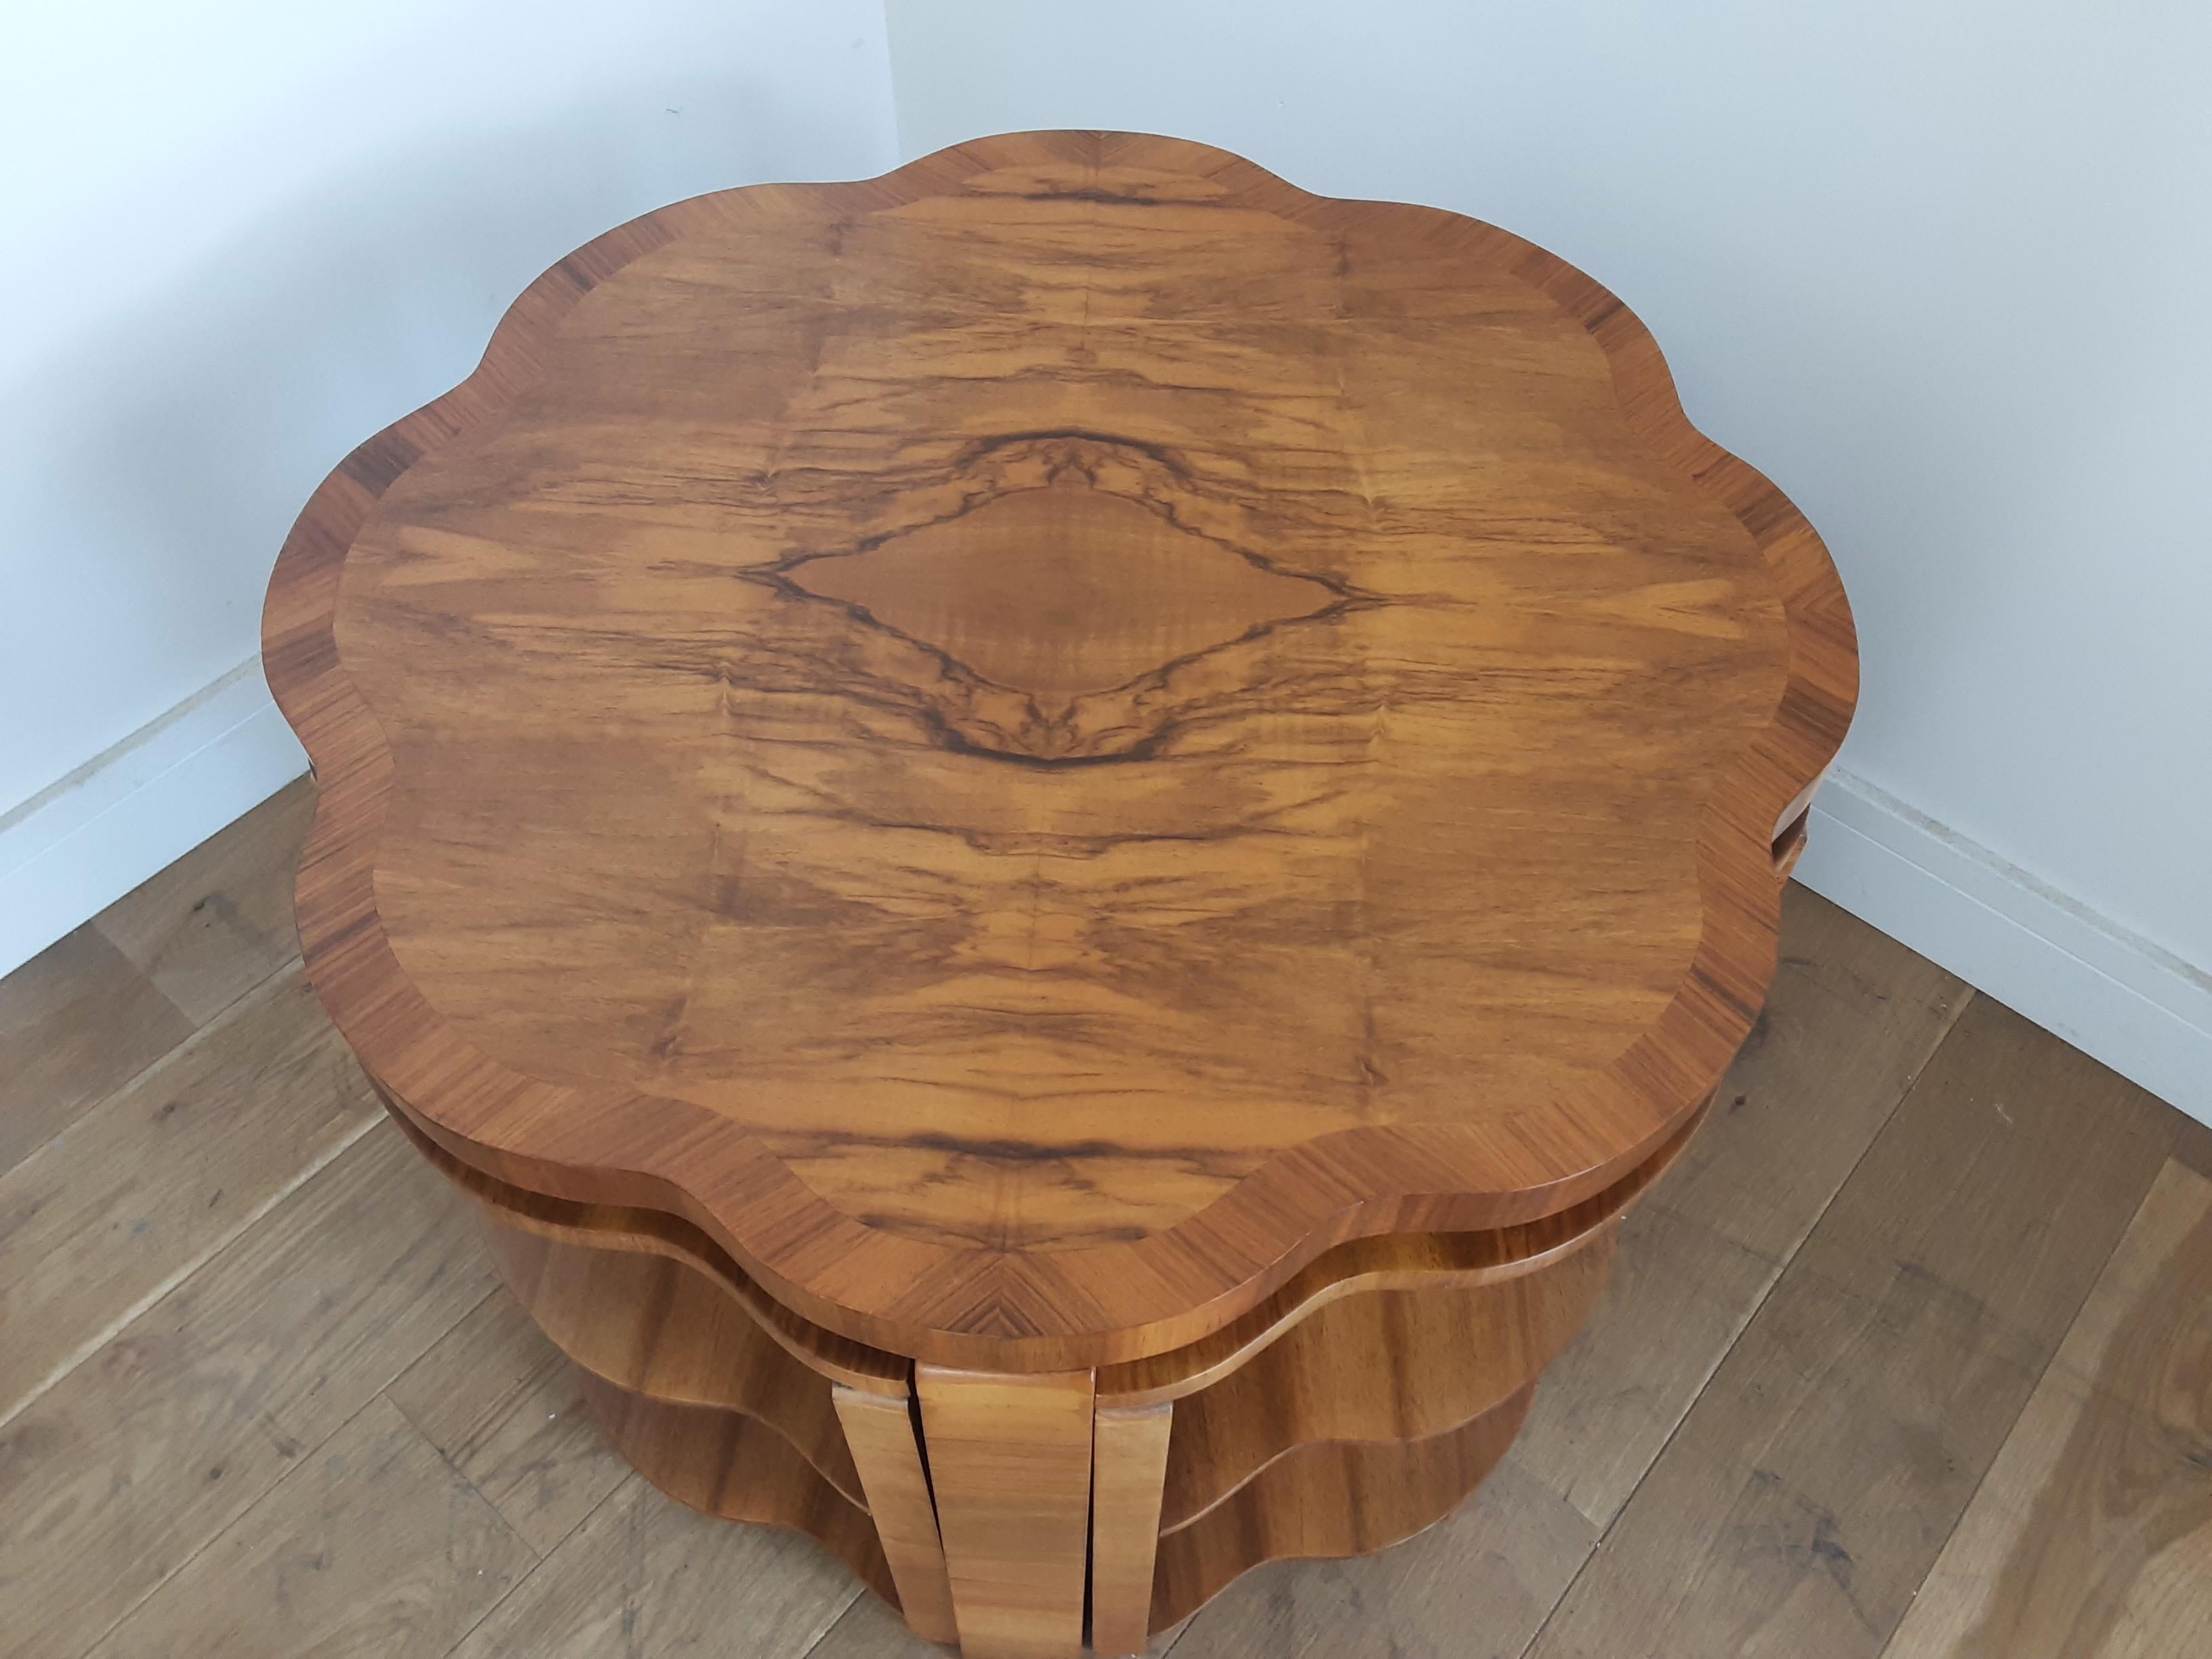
60,1387,394,1659
1509,987,1979,1659
0,1110,378,1436
378,1285,519,1524
431,1472,647,1658
788,1582,873,1659
119,946,308,1048
0,954,295,1181
1863,1130,2177,1659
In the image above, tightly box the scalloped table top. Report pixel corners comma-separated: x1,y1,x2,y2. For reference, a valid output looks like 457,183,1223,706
264,130,1854,1370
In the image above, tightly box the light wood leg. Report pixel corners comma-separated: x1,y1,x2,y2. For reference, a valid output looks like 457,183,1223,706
916,1366,1094,1658
834,1385,960,1645
1090,1401,1173,1656
451,1127,1633,1649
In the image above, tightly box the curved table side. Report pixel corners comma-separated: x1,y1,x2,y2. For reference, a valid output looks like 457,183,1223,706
264,128,1854,1370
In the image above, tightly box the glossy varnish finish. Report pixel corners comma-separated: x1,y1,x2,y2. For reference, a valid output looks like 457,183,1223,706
265,128,1853,1372
20,790,2212,1657
258,129,1857,1653
476,1216,866,1502
1152,1382,1538,1632
1090,1403,1175,1656
1151,1236,1612,1534
831,1387,963,1647
440,1071,1647,1650
574,1370,899,1607
443,1109,1628,1652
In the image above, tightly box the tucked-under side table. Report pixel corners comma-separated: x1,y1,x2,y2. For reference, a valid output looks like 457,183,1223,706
264,131,1854,1657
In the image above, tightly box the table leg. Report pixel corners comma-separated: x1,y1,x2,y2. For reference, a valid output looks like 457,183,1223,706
916,1366,1095,1658
834,1385,960,1645
1090,1401,1174,1656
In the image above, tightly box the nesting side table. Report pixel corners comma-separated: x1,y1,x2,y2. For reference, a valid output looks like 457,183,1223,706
264,130,1854,1657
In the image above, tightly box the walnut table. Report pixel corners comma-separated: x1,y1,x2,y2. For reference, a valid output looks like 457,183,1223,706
264,131,1855,1657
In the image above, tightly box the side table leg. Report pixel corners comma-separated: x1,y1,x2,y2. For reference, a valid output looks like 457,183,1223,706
834,1385,960,1645
916,1366,1095,1658
1090,1401,1173,1656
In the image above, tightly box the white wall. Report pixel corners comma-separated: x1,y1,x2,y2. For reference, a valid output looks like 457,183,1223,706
0,0,897,972
9,0,2207,1121
884,0,2212,1117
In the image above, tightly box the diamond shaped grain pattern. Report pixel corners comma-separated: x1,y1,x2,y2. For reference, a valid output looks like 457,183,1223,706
785,480,1342,703
264,129,1854,1371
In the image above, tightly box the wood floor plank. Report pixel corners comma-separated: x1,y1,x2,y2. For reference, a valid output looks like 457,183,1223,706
803,1586,977,1658
0,969,379,1422
85,1395,535,1659
387,1289,630,1557
0,1122,496,1659
1515,884,1969,1528
1654,886,1972,1265
2148,1101,2212,1183
1164,1446,1597,1659
443,1475,862,1659
1525,996,2180,1659
1883,1158,2212,1658
1054,888,1967,1659
804,1589,1195,1658
1509,1194,1779,1534
0,925,193,1176
91,777,314,1026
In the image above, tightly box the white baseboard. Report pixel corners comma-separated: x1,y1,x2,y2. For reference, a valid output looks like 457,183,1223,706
1797,768,2212,1128
0,661,309,979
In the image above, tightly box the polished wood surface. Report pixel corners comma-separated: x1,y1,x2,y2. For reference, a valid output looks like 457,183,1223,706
451,1125,1627,1652
1154,1238,1610,1535
1095,1097,1693,1408
833,1388,962,1647
385,1090,909,1396
576,1369,899,1608
15,794,2212,1658
264,127,1854,1373
432,1068,1639,1652
251,129,1863,1652
916,1368,1097,1656
1153,1384,1535,1632
476,1214,865,1502
1090,1403,1176,1657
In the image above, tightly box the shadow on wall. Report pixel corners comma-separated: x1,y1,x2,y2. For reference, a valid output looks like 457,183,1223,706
0,73,888,811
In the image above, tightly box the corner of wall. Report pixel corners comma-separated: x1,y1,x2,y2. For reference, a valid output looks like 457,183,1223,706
1797,769,2212,1129
0,662,309,978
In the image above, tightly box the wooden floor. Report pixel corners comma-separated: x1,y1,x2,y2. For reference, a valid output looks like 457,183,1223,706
3,778,2209,1658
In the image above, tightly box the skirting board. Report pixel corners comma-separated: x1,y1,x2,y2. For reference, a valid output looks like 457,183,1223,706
0,660,309,980
1797,768,2212,1129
